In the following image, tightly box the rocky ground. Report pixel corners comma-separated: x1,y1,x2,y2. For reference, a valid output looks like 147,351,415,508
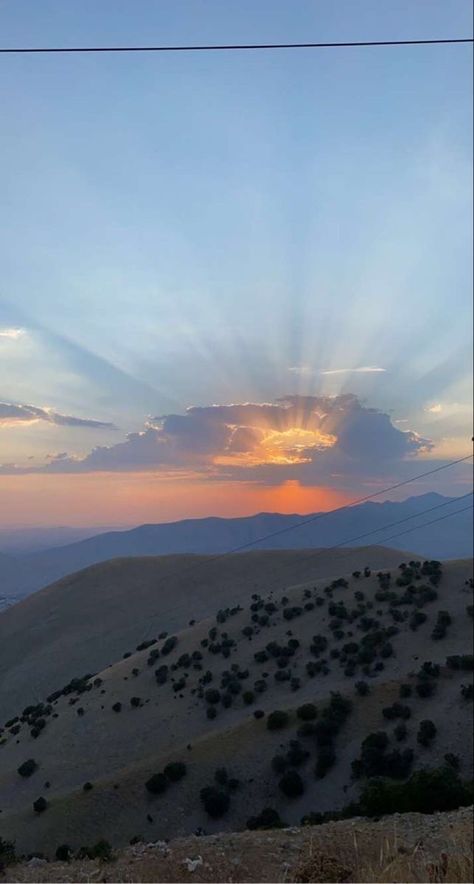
4,806,473,883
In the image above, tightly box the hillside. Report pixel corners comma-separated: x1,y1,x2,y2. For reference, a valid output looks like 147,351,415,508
0,551,472,860
2,493,472,603
0,546,416,722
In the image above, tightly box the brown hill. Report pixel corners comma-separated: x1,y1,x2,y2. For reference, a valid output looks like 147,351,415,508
0,552,472,858
0,545,418,721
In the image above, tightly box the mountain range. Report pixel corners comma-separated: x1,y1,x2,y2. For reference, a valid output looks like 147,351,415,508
0,492,471,605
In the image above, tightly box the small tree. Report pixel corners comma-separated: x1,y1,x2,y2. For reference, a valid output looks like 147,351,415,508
279,769,304,797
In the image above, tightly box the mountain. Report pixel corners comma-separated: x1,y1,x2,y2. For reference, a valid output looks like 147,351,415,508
0,550,472,858
1,493,472,605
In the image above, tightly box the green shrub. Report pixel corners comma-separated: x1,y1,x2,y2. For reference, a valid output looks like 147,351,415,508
267,710,289,730
0,838,16,867
246,807,284,830
55,845,71,862
33,796,47,813
164,762,186,782
84,840,113,862
17,759,37,778
417,720,437,747
145,773,168,794
279,769,304,797
357,766,473,817
200,786,230,817
296,703,318,721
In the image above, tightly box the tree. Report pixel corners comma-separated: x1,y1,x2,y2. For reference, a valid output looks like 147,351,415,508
279,769,304,797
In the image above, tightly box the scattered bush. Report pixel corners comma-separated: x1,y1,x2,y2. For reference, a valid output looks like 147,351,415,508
145,773,168,795
33,796,47,813
355,681,369,696
267,710,290,730
246,807,283,830
200,786,230,817
356,765,472,817
279,769,304,797
296,703,318,721
417,720,437,747
164,762,186,782
55,844,71,862
17,759,37,778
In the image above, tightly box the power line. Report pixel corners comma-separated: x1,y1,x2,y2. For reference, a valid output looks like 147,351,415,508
0,37,472,55
188,454,474,561
140,492,472,640
135,451,472,637
266,491,473,576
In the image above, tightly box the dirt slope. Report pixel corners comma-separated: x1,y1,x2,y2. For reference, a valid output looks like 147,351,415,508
0,554,472,858
0,545,417,720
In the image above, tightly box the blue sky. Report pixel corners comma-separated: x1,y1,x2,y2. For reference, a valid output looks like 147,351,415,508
0,1,472,525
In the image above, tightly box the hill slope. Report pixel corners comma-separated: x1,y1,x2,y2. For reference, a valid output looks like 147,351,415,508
0,552,472,858
0,546,414,721
2,493,472,602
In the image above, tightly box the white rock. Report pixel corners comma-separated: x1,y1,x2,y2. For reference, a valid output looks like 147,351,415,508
183,855,203,872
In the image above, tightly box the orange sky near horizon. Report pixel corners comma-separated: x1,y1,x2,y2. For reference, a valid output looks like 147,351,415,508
0,473,351,528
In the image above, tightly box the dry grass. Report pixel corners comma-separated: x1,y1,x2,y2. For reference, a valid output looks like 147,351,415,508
7,808,473,883
294,824,474,883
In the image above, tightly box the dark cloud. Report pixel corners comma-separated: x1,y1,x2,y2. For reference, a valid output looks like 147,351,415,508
0,402,116,429
0,395,433,480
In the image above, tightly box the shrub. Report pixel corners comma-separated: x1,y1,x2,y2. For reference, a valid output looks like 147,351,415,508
399,683,412,698
315,745,336,779
356,766,472,817
17,759,37,778
161,636,178,655
279,769,304,797
130,696,142,708
416,681,436,698
55,844,71,862
417,720,437,747
267,710,289,730
205,689,221,705
254,709,265,719
0,838,16,867
206,706,217,719
83,781,93,791
446,654,474,671
33,796,47,813
247,807,283,830
296,703,318,721
382,703,411,721
84,840,113,862
200,786,230,817
355,681,369,696
461,683,473,700
164,762,186,782
242,691,255,705
145,773,168,794
112,702,122,713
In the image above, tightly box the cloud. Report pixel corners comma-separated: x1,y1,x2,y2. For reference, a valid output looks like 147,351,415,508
288,365,386,377
319,366,387,375
426,403,443,414
0,327,25,340
0,402,116,430
0,395,433,481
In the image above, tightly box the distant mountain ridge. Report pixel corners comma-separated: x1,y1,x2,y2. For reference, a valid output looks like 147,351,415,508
0,492,472,604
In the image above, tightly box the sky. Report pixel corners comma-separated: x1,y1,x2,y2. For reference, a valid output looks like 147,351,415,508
0,0,472,527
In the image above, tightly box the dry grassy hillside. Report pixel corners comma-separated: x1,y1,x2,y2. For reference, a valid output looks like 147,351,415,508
0,553,472,861
0,545,417,721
